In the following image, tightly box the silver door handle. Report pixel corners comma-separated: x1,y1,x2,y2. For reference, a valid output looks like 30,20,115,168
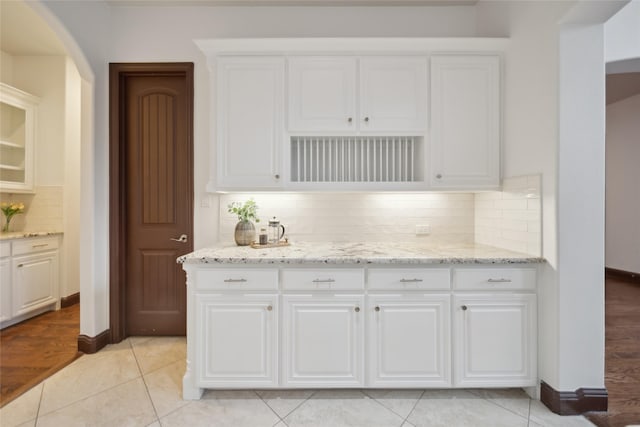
170,234,188,243
487,278,512,283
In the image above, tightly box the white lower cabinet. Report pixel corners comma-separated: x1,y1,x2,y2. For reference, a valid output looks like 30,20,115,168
283,294,364,387
196,294,278,388
367,294,451,387
12,250,58,317
0,255,11,322
185,264,538,398
453,293,537,387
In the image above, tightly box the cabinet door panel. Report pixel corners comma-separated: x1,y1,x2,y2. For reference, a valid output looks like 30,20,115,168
0,258,11,322
368,295,450,387
12,252,58,316
196,294,277,387
217,57,284,189
283,295,364,387
288,57,357,132
454,294,536,387
430,55,500,189
360,57,428,133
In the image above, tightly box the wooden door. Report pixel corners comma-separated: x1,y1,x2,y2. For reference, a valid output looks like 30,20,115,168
110,63,193,339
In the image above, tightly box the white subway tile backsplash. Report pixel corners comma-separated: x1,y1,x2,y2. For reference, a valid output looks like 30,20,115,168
220,192,475,245
218,175,542,255
474,174,542,256
0,186,63,232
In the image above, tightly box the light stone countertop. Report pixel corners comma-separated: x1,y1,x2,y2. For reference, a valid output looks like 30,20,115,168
178,241,544,265
0,231,63,241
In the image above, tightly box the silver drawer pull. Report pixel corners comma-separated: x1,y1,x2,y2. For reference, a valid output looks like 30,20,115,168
487,278,512,283
400,278,423,283
32,243,49,248
17,263,24,268
312,279,335,283
223,278,247,283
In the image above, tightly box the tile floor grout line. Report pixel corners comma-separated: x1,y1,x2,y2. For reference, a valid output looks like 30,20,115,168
130,338,162,424
268,389,318,423
156,400,196,425
33,383,45,427
479,394,531,422
253,389,286,425
33,340,144,417
402,389,425,426
363,389,420,422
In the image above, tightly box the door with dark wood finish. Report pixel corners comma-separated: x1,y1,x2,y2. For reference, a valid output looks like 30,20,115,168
110,63,193,339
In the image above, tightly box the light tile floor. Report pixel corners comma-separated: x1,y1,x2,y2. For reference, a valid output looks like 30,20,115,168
0,337,595,427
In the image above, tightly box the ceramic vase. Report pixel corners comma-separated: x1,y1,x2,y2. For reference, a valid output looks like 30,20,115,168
234,220,255,246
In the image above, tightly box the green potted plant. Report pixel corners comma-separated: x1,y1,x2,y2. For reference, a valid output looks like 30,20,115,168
227,198,260,246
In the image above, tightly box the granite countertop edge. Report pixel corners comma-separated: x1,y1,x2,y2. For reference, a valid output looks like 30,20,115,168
177,242,545,266
0,231,64,241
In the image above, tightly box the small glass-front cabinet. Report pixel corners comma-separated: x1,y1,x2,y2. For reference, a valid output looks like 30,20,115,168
0,83,39,193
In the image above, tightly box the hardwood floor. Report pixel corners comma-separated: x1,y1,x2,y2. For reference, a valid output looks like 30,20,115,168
587,275,640,427
0,303,81,407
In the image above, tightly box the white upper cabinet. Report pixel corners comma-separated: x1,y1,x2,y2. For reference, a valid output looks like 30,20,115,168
0,83,39,193
288,57,357,133
216,57,285,189
430,55,501,189
359,57,428,133
288,56,428,134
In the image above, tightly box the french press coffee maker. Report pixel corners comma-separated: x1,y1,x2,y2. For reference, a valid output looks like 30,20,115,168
268,216,285,244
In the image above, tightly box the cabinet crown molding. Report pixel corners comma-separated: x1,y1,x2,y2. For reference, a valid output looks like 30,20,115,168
195,37,509,58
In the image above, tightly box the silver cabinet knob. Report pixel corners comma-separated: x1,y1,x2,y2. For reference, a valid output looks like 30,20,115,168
436,174,442,179
348,117,353,123
461,305,468,311
364,117,370,122
374,306,380,312
354,307,360,313
267,305,273,311
275,174,280,179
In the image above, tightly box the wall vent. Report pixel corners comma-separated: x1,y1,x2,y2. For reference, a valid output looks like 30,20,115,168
290,136,422,183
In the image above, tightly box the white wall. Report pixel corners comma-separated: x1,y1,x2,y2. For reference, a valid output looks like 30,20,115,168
557,23,607,391
63,56,82,297
11,56,66,186
0,51,13,85
606,93,640,273
605,0,640,64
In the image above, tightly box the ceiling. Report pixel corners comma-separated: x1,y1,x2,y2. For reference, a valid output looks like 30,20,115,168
0,0,67,56
2,0,639,105
104,0,477,5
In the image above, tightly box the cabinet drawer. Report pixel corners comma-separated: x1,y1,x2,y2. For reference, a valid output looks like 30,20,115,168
12,237,59,256
0,241,10,258
195,269,278,291
453,268,536,290
368,268,450,290
282,268,364,290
